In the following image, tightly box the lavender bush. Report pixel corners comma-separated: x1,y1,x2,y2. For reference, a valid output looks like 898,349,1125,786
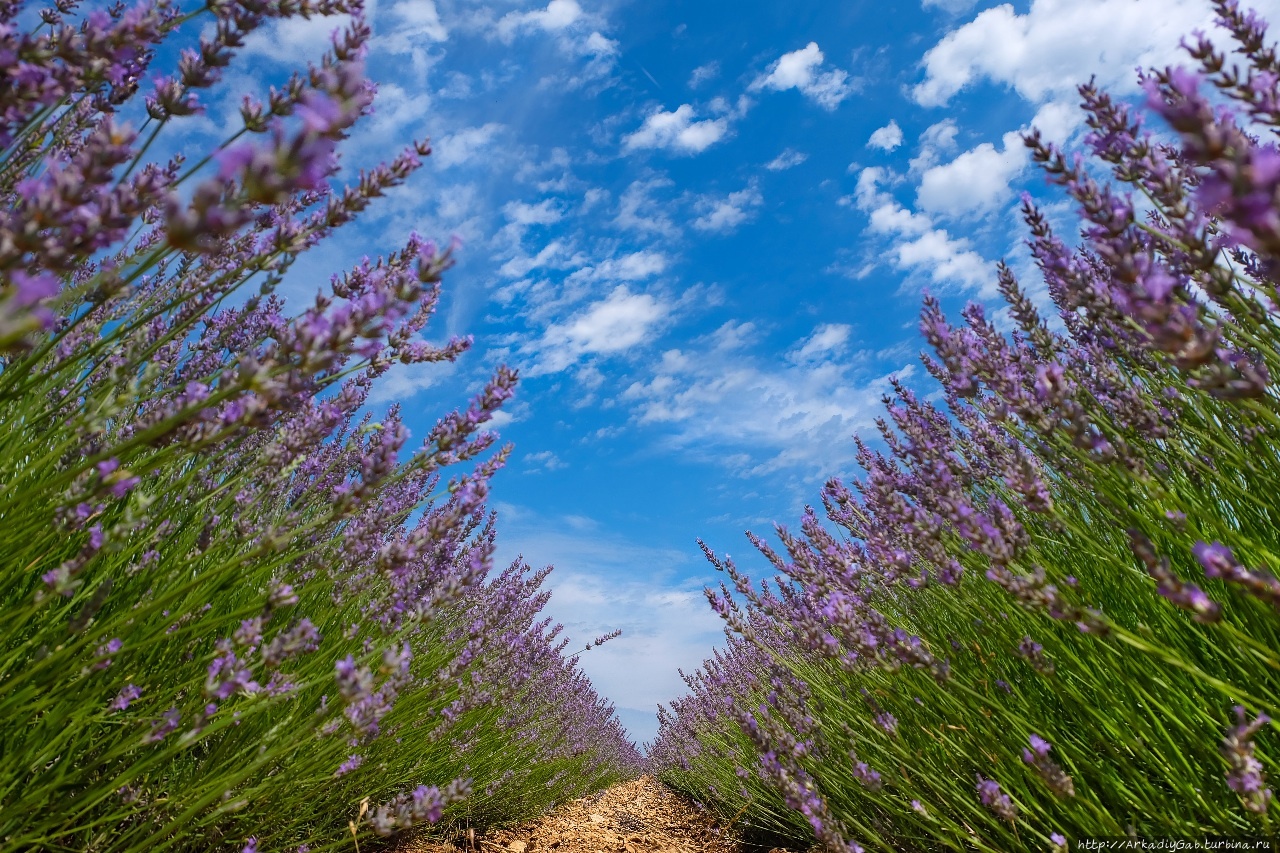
653,2,1280,850
0,1,639,850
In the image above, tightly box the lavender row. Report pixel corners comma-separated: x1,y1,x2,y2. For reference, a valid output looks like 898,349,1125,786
0,1,639,850
652,2,1280,850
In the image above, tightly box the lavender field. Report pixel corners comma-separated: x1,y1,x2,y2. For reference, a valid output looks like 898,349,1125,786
1,0,1279,851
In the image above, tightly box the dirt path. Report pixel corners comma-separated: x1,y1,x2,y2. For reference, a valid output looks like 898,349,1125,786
399,775,774,853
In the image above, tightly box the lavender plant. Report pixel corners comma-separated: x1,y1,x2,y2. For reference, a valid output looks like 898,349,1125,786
654,2,1280,850
0,1,639,850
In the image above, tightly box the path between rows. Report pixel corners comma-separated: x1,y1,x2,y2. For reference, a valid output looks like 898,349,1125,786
400,775,791,853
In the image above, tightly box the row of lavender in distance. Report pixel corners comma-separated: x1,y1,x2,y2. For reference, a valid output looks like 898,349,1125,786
0,1,640,851
652,2,1280,850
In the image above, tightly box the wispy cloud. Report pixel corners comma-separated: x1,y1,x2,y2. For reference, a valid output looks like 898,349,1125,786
692,183,763,234
431,123,505,168
687,61,720,88
490,503,724,747
523,449,568,472
620,322,904,476
765,148,808,170
614,177,680,238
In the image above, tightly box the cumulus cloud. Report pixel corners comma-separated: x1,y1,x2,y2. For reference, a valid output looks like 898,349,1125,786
915,129,1028,217
692,184,763,234
867,119,904,151
765,148,808,170
909,119,959,173
750,42,855,110
240,12,356,66
851,167,994,294
533,287,670,373
911,0,1280,107
622,104,729,155
496,0,583,42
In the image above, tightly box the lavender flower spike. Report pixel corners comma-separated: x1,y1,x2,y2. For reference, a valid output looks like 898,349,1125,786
975,775,1017,822
1223,706,1273,814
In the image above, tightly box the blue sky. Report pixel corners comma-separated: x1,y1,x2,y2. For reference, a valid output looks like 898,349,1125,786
187,0,1280,746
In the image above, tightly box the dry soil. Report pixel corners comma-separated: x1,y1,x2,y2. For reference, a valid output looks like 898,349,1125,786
398,775,790,853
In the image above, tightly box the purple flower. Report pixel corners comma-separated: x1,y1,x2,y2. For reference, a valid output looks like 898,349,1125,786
335,655,372,701
242,838,257,853
1223,706,1273,814
9,270,59,307
109,684,142,712
205,646,260,700
1022,734,1075,797
143,708,180,744
336,754,363,777
851,759,882,792
975,775,1017,822
298,90,343,134
94,638,122,669
269,580,299,609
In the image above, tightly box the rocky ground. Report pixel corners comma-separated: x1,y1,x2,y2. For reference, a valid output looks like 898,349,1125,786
399,775,790,853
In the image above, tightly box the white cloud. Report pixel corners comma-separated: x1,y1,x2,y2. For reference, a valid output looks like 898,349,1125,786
504,199,563,228
922,0,979,11
377,0,448,59
765,148,808,170
851,166,995,294
622,104,729,155
533,287,670,373
490,505,725,747
908,119,959,173
494,199,564,250
498,239,575,278
496,0,583,42
1028,99,1081,146
790,323,852,363
431,123,504,168
569,250,669,283
241,12,356,66
621,323,904,476
615,177,679,238
692,184,763,234
911,0,1280,107
524,450,567,472
867,119,904,151
750,42,855,110
688,61,719,88
915,129,1028,217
